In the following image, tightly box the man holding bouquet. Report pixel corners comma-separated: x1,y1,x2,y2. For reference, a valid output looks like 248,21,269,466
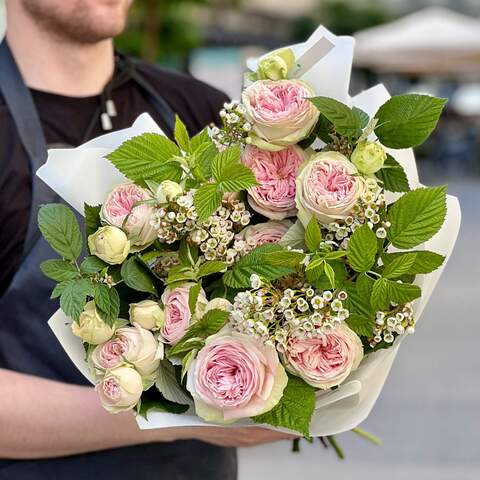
0,0,291,478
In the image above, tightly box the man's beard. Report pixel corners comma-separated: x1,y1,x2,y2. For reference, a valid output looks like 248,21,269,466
21,0,130,44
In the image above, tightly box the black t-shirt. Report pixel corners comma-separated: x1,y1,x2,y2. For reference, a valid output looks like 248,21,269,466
0,57,228,296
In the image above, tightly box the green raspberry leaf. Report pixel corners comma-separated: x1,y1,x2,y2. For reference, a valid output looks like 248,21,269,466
120,257,157,294
260,249,306,268
174,114,190,152
155,359,192,406
347,224,377,272
309,96,361,138
59,278,93,321
386,280,421,304
252,375,315,438
382,250,445,275
194,183,223,221
387,186,447,249
382,252,418,279
38,204,83,261
346,313,376,338
304,216,322,252
374,94,447,148
197,261,228,279
93,283,120,326
80,255,109,274
376,154,410,193
371,278,389,311
84,203,102,238
106,133,182,184
40,259,79,282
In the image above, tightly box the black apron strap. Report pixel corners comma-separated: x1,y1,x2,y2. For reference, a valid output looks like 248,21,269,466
0,41,49,256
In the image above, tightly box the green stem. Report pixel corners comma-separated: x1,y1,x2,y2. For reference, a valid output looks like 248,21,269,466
367,270,382,278
326,435,345,459
292,438,300,453
351,427,382,446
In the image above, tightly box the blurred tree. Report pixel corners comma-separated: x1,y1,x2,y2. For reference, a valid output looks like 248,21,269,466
291,0,392,42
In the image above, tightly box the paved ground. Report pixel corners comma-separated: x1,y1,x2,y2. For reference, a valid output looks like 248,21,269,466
239,179,480,479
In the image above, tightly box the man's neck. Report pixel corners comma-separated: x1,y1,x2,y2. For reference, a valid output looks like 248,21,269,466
5,10,114,97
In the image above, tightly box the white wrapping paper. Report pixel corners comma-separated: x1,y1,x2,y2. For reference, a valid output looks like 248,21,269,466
38,26,461,435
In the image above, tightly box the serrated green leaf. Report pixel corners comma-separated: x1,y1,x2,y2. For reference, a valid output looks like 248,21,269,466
181,349,197,381
346,313,376,337
40,259,78,282
190,127,210,152
382,250,445,274
193,183,222,221
59,279,93,321
80,255,108,274
223,244,295,288
324,262,336,289
155,359,192,405
312,260,347,290
260,249,306,268
312,114,335,144
387,186,447,249
211,145,258,192
252,375,315,437
121,257,157,294
347,224,377,272
353,107,370,129
137,388,189,419
344,275,375,317
188,283,201,314
305,217,322,252
106,133,181,184
386,280,421,304
382,252,417,279
93,283,120,326
193,141,217,179
375,154,410,193
305,256,324,283
197,261,227,279
165,265,196,287
309,96,361,137
84,203,102,239
51,280,69,299
178,238,198,267
278,219,306,250
38,204,83,261
174,115,190,152
371,278,389,311
374,94,447,148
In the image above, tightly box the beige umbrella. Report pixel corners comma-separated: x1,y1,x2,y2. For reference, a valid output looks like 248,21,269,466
354,6,480,75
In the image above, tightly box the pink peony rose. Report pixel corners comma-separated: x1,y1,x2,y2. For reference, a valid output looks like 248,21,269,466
295,151,368,226
242,145,305,219
91,338,127,371
96,366,143,413
284,323,363,389
242,79,319,151
101,183,157,248
236,220,292,249
187,329,288,422
160,284,207,345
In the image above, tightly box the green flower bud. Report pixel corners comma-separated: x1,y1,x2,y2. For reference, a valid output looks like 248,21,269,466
72,301,115,345
129,300,165,330
351,141,387,174
257,48,296,81
88,226,130,265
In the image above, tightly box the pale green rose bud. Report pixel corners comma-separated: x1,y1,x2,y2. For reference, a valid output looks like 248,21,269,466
204,298,233,314
257,48,295,81
351,141,387,174
129,300,165,331
156,180,183,203
72,301,115,345
88,226,130,265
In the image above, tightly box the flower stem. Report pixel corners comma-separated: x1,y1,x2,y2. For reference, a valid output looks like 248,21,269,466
351,427,382,446
292,438,300,453
326,435,345,459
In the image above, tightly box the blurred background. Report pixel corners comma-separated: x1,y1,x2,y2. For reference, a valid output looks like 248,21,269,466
0,0,479,478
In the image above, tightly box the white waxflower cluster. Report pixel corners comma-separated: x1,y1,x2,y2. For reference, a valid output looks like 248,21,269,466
211,101,252,148
369,303,415,348
188,199,251,264
229,276,350,353
323,178,390,250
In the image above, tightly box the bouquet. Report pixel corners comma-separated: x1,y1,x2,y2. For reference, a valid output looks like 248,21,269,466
36,27,460,445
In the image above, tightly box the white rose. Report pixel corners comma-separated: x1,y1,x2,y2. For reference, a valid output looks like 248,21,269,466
71,301,115,345
129,300,165,330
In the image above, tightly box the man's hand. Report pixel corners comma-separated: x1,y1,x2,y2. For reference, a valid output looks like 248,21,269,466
0,369,294,459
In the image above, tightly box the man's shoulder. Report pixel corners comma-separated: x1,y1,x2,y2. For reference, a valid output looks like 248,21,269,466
131,58,229,130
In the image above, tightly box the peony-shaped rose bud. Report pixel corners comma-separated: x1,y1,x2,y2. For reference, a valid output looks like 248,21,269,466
242,79,319,151
236,220,292,249
203,298,233,314
96,366,143,413
187,329,288,422
284,323,363,389
129,300,165,331
242,145,305,219
295,151,367,226
160,284,208,345
115,324,160,378
88,226,130,265
90,337,126,372
71,301,115,345
257,48,295,81
101,183,157,248
156,180,183,203
351,141,387,174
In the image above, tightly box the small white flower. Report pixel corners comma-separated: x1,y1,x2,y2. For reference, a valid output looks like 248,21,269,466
250,274,262,289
